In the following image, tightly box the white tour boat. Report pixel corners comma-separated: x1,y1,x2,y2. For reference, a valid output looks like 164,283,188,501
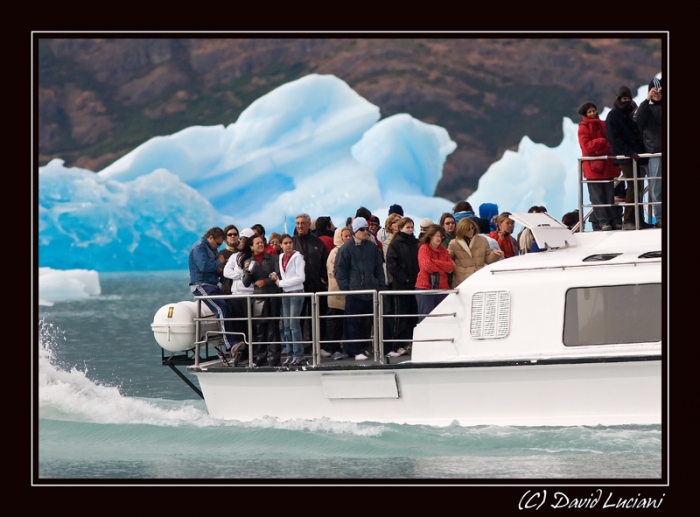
152,211,662,427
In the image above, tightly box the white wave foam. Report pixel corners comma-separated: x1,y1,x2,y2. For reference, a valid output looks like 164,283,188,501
39,319,211,426
38,320,384,435
229,415,386,436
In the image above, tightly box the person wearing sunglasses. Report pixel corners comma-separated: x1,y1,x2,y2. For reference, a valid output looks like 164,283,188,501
334,217,385,361
218,224,240,294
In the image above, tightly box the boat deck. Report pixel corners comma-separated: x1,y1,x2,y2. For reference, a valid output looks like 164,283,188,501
190,351,413,373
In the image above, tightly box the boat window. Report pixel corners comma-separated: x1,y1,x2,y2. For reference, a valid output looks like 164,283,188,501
582,253,622,262
470,291,511,339
638,251,662,259
563,284,661,346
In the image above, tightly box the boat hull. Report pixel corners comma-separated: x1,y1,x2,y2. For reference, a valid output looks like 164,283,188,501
192,357,661,426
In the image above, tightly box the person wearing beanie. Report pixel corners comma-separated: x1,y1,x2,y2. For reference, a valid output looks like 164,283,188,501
334,216,385,360
634,77,663,228
368,215,384,252
355,206,372,221
606,85,652,230
478,203,499,232
369,215,380,235
388,204,404,217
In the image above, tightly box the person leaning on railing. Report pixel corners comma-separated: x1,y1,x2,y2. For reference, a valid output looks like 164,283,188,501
577,101,622,231
188,227,235,352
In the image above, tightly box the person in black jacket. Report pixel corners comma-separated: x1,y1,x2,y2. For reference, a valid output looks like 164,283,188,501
635,77,663,227
293,213,330,352
605,86,652,230
385,217,419,357
240,235,282,366
335,217,385,360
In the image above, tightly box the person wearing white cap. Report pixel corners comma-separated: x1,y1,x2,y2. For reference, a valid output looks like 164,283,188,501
240,228,256,241
223,228,256,349
334,217,385,360
419,218,434,239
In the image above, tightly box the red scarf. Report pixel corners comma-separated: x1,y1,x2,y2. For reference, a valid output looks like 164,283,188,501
490,231,515,258
282,252,293,272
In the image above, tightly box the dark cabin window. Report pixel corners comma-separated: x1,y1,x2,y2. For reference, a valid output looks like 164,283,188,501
563,284,661,346
582,253,622,262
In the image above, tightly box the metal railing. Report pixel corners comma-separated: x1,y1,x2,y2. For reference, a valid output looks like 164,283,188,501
189,288,460,367
576,152,662,232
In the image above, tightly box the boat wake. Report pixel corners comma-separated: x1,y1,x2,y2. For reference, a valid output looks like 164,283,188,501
37,319,385,435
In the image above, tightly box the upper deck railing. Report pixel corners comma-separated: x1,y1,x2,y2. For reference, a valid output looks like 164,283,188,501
576,152,662,232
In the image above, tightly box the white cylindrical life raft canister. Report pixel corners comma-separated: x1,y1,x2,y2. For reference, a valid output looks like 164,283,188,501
151,300,220,352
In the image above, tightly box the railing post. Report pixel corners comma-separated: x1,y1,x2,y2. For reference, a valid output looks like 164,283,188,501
246,296,254,365
373,290,380,362
312,293,319,366
577,158,584,233
632,160,640,230
377,291,385,363
194,298,201,367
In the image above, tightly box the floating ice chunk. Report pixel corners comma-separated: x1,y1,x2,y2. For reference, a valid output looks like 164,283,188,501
39,267,101,304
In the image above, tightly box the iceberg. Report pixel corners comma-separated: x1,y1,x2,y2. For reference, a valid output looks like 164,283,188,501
39,267,101,305
39,74,456,271
39,161,226,271
467,81,652,218
38,73,655,273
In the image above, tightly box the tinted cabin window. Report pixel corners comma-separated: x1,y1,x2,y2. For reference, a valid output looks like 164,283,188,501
563,284,661,346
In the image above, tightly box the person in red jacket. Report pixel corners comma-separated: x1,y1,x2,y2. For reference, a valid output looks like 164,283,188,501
415,224,453,323
578,101,622,231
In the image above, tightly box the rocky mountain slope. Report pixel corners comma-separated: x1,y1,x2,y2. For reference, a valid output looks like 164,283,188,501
38,37,662,201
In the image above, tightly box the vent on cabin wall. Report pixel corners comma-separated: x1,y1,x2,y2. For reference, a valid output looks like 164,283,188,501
470,290,511,339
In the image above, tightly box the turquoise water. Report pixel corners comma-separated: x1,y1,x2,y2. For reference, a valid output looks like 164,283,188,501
37,271,662,480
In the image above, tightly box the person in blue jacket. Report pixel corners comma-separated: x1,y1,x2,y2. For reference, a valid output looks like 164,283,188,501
188,227,235,352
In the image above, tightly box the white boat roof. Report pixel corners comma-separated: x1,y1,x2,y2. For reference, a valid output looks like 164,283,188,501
489,225,661,273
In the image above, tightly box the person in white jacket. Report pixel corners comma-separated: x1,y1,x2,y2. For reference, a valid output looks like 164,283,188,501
272,234,307,366
223,242,255,346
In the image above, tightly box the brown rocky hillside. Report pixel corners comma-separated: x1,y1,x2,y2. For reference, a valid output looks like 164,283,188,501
38,37,662,201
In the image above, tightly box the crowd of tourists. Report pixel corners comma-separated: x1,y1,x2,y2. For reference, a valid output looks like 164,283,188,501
188,202,550,367
578,78,663,231
187,79,663,367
